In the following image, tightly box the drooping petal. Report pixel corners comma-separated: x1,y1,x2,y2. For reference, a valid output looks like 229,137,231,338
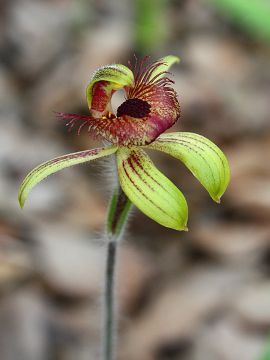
86,64,134,117
146,132,230,202
117,147,188,230
18,145,117,208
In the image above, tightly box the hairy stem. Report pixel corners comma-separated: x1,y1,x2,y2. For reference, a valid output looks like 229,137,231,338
104,239,117,360
107,187,132,241
103,186,132,360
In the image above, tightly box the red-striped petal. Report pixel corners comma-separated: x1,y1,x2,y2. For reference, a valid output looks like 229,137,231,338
117,147,188,230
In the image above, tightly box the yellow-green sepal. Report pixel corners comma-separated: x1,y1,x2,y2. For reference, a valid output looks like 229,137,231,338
86,64,134,109
117,147,188,231
18,145,118,208
147,132,230,202
149,55,180,81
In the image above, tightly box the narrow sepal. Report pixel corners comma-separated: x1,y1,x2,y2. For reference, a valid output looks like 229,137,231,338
117,147,188,231
146,132,230,202
86,64,134,112
18,145,117,208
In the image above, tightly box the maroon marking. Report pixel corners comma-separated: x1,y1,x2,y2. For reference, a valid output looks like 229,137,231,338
117,98,151,118
127,157,155,192
157,138,219,185
122,161,170,217
131,152,169,193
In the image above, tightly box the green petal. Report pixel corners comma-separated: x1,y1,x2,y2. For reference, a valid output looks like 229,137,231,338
86,64,134,109
18,145,117,208
146,132,230,202
117,147,188,231
149,55,180,81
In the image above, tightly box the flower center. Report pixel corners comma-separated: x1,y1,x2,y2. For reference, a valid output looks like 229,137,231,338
102,111,116,120
116,98,151,118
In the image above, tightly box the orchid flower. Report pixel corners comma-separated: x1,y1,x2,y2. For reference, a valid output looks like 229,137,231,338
18,55,230,231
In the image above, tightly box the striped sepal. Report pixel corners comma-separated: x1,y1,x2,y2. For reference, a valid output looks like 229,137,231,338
146,132,230,202
18,145,117,208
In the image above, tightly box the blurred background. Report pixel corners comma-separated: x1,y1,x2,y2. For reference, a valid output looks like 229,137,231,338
1,0,270,359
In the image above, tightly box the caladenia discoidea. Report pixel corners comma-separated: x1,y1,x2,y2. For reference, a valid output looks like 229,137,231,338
18,55,230,360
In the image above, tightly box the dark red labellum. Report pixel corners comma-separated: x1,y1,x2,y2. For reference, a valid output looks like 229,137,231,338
117,98,151,119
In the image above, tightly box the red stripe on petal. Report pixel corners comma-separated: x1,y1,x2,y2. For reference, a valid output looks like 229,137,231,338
121,158,168,216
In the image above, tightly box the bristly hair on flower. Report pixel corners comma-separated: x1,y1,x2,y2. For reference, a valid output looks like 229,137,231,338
55,112,98,137
127,55,175,99
56,55,181,147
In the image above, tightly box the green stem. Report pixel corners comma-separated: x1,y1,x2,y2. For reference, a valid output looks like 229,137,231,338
103,186,132,360
104,239,117,360
107,187,132,241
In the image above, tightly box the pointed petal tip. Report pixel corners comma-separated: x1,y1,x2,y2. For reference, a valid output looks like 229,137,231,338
213,195,221,204
173,222,188,232
174,56,181,64
165,55,181,64
161,55,181,69
18,194,25,209
166,223,188,232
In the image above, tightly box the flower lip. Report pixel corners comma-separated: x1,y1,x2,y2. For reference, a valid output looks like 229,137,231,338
57,56,181,147
116,98,151,118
